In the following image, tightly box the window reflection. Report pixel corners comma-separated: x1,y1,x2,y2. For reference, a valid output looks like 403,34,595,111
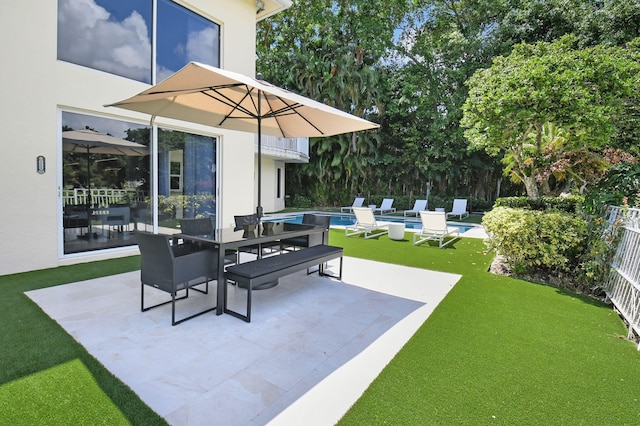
62,111,150,254
157,129,217,228
156,0,220,81
57,0,221,84
57,0,152,83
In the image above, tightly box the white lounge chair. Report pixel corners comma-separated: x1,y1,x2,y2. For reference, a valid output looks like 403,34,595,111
345,207,389,239
373,198,396,214
446,199,469,220
341,197,365,213
413,211,460,248
404,199,428,217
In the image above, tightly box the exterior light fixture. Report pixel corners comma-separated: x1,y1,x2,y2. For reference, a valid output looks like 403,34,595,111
37,155,46,174
256,0,265,13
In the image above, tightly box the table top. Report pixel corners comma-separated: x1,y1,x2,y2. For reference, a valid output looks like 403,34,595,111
175,221,321,247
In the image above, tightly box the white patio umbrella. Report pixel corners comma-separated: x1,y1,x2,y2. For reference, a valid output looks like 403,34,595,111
106,61,379,217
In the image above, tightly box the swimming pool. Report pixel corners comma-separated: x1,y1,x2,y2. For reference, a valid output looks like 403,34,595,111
265,212,474,233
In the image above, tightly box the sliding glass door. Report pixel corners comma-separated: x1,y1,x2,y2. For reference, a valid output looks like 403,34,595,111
61,111,217,255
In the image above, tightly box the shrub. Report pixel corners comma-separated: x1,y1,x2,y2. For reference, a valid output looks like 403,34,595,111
494,195,584,213
286,195,314,208
583,162,640,214
483,207,588,276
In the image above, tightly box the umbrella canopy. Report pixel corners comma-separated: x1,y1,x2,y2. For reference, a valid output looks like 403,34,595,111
63,129,149,156
106,61,379,217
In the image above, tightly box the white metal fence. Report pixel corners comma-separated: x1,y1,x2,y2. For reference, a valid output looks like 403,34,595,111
604,206,640,348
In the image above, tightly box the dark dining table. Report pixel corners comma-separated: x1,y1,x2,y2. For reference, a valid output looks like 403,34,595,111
174,221,325,315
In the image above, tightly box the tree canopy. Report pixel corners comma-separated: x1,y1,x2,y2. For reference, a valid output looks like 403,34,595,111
461,35,640,199
257,0,640,206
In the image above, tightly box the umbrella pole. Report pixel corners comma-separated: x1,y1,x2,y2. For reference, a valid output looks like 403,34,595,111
256,90,263,219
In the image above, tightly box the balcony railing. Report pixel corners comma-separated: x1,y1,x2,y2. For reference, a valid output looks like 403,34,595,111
256,135,309,163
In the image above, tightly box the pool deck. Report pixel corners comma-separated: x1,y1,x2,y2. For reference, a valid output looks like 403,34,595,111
264,210,488,239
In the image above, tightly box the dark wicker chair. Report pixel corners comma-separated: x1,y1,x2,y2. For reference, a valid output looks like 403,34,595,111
135,231,219,325
234,214,280,259
280,214,331,251
180,218,236,264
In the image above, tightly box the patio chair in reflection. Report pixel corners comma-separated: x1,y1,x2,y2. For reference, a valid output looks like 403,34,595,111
135,231,219,326
345,207,389,239
446,199,469,220
133,202,151,232
413,211,460,248
404,199,428,217
373,198,396,214
341,197,365,213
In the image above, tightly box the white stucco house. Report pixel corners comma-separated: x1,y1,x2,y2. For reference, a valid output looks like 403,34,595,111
0,0,309,275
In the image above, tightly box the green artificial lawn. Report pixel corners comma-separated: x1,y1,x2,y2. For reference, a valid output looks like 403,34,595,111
0,360,130,424
329,229,640,425
1,230,639,424
0,257,167,425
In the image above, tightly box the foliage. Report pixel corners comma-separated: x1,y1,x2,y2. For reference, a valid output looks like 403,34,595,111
379,0,508,200
462,35,640,199
483,206,588,276
496,0,640,49
258,1,640,204
494,195,584,213
257,0,416,203
584,162,640,213
577,211,624,290
156,194,215,219
285,194,314,209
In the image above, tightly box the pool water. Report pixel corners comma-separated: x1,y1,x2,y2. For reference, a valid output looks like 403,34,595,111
266,213,474,233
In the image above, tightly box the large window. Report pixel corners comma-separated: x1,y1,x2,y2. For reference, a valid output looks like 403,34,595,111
156,0,220,81
57,0,220,83
62,111,150,254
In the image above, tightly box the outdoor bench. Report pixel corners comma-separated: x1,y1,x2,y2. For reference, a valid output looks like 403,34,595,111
224,244,343,322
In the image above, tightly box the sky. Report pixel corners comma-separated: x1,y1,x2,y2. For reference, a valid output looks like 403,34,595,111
63,111,148,140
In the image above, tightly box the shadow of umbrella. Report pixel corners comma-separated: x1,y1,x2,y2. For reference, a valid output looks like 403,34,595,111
106,61,378,219
62,129,149,237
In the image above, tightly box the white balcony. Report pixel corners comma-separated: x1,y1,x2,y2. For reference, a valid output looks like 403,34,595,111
256,135,309,163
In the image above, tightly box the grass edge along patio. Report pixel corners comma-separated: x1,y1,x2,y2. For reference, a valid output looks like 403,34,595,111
2,231,639,424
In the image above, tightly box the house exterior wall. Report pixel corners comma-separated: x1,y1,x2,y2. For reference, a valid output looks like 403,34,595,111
0,0,284,276
255,158,286,214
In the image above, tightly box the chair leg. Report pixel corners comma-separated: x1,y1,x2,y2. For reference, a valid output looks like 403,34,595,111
141,282,187,312
141,281,216,326
190,279,209,295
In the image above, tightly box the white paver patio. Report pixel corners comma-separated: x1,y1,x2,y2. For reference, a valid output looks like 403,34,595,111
27,256,460,425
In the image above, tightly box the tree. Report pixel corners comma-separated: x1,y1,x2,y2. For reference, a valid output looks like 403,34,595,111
257,0,415,204
376,0,510,200
461,35,640,199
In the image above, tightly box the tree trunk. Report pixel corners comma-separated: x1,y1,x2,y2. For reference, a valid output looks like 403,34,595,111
522,176,540,200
